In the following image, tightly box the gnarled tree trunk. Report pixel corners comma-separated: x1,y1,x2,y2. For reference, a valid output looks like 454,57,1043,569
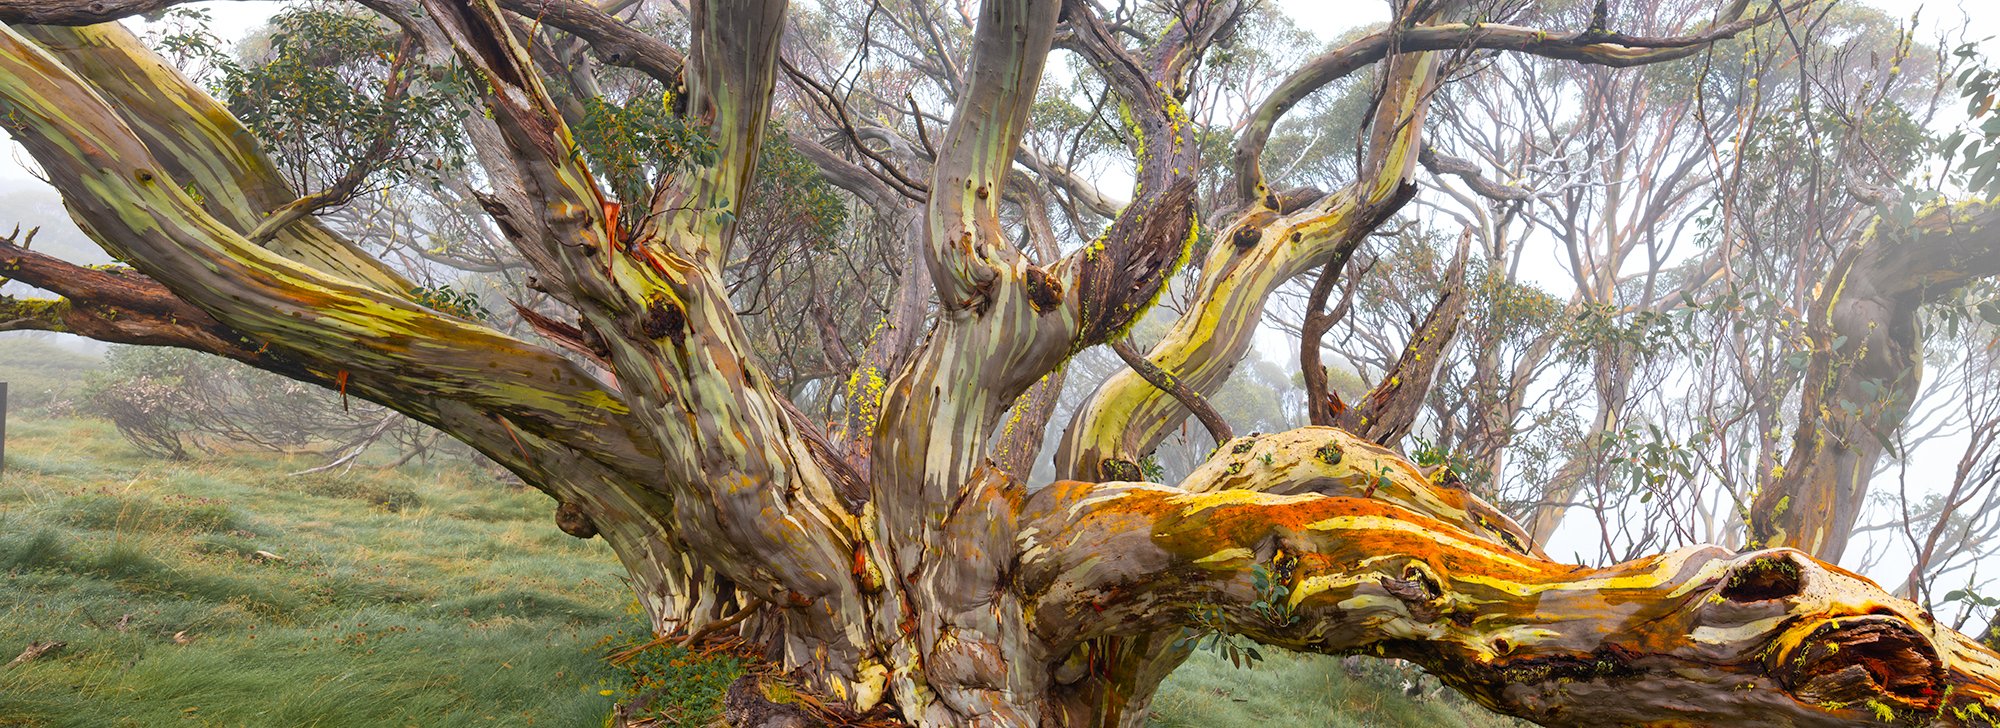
0,0,1996,726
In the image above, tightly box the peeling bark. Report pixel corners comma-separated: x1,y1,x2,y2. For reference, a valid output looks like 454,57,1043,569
1024,428,2000,727
1057,50,1437,482
3,1,1996,726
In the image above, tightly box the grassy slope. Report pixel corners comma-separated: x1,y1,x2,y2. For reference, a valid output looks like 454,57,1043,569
0,417,650,727
0,337,100,409
1150,651,1528,728
0,415,1525,728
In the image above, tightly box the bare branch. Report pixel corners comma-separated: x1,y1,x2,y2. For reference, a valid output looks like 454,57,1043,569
1333,228,1472,445
1111,338,1234,447
1231,0,1774,203
0,0,687,85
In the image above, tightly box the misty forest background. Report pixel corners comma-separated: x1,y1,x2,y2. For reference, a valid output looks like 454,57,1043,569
2,0,2000,724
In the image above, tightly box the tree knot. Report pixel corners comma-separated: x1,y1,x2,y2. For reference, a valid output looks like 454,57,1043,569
1314,442,1344,465
1098,458,1144,482
1024,265,1064,313
641,295,686,342
1720,552,1805,603
1378,562,1446,622
1230,225,1262,250
554,501,598,539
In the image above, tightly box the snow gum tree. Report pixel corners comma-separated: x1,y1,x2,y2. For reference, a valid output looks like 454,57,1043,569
0,0,1998,725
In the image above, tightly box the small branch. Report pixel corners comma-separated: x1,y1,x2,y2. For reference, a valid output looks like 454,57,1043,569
780,56,930,201
1420,147,1533,202
1110,338,1233,446
1300,190,1424,431
606,597,766,664
907,92,937,160
1300,259,1350,428
1014,144,1125,219
286,414,401,477
510,300,611,369
678,597,764,648
783,130,909,211
247,36,417,246
1335,229,1472,446
495,0,684,84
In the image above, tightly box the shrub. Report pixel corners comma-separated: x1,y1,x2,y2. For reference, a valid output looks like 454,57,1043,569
0,335,101,411
79,345,464,466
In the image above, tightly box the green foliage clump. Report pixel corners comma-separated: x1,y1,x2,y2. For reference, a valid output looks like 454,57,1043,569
591,634,748,725
572,92,717,208
215,4,474,190
407,284,490,321
1175,563,1298,670
1410,436,1483,487
1943,42,2000,198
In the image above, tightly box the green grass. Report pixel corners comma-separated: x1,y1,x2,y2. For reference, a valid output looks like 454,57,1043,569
0,416,1528,727
0,416,655,728
594,641,748,726
1149,650,1530,728
0,336,100,410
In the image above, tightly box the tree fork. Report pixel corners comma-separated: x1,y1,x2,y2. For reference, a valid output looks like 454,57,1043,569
1328,229,1472,445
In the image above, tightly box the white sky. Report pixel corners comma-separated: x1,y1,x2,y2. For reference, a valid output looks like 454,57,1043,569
4,0,1991,174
